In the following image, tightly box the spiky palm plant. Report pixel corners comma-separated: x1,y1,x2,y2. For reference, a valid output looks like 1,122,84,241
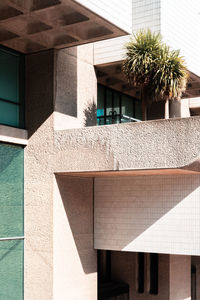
123,30,188,120
153,46,188,118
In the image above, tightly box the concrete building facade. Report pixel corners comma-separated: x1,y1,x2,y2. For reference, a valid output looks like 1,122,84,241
0,0,200,300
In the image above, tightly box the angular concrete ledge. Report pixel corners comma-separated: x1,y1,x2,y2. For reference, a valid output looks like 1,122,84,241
54,116,200,173
0,124,28,145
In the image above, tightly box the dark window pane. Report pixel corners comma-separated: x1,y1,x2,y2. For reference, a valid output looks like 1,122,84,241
97,85,105,117
0,240,23,300
98,250,111,283
135,100,142,120
106,89,112,116
113,91,120,114
150,253,158,295
121,94,133,117
0,50,19,103
137,252,144,293
0,101,19,127
97,117,105,126
106,116,112,125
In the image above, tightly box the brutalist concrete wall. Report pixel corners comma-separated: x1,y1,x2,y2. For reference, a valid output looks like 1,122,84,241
54,116,200,172
24,50,55,300
54,44,97,130
24,46,98,300
53,176,97,299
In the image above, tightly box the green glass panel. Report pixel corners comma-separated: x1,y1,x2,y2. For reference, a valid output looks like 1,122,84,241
0,50,19,103
121,95,133,117
0,101,19,127
135,100,142,120
106,116,112,125
0,240,23,300
0,144,24,237
106,89,112,116
97,117,105,125
113,92,120,114
97,85,105,117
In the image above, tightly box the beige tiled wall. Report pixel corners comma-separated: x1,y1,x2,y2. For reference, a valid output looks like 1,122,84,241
94,175,200,255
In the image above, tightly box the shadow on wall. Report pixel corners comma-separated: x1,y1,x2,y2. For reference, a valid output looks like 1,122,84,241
26,47,78,137
94,175,200,254
55,175,96,275
83,100,97,127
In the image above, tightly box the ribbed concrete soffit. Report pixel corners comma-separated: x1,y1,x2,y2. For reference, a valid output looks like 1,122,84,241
0,0,127,53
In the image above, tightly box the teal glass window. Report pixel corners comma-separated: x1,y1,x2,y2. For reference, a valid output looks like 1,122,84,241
0,144,24,300
0,47,24,128
97,84,142,125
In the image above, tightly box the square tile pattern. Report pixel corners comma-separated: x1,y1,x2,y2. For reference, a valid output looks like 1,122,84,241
94,175,200,255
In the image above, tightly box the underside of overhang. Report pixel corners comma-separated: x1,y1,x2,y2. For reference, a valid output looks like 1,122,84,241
96,62,200,100
0,0,127,53
57,168,200,178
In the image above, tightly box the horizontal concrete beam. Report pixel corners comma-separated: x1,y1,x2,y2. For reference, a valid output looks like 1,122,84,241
54,116,200,173
0,124,28,145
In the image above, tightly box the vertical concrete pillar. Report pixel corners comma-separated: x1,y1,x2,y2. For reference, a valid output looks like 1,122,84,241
169,255,191,300
54,44,97,130
195,264,200,300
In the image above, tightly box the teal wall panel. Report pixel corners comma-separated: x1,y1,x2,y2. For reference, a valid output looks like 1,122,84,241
0,240,23,300
0,144,24,238
0,143,24,299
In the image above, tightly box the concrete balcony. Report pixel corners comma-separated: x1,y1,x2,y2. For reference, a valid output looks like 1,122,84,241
54,116,200,175
52,117,200,257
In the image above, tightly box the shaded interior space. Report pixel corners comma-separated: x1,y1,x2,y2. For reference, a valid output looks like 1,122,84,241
0,0,127,53
96,63,200,123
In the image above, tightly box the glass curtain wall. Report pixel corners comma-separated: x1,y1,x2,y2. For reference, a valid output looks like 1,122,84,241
97,84,142,125
0,144,24,299
0,47,24,128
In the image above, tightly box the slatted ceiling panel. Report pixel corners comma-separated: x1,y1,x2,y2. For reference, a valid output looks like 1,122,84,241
74,0,132,33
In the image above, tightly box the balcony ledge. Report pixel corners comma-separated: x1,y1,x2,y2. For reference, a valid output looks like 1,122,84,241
54,116,200,175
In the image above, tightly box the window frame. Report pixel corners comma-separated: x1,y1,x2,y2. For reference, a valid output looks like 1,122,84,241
0,45,25,129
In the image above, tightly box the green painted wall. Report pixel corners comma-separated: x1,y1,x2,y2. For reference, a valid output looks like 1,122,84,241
0,144,24,299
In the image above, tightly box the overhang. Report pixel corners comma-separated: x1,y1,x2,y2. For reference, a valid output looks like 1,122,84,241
0,0,128,53
96,62,200,100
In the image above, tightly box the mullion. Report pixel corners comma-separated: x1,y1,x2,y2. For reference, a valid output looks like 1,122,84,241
0,97,20,106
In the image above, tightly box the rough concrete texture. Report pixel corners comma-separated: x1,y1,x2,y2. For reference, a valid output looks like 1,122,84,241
53,176,97,300
54,116,200,172
24,47,200,299
54,44,97,130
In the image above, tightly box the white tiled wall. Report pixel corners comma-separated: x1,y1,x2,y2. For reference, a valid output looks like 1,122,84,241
74,0,132,33
94,0,161,65
94,175,200,255
161,0,200,77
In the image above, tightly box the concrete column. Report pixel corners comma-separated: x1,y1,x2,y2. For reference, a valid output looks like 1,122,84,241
169,255,191,300
54,44,97,130
53,176,97,300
